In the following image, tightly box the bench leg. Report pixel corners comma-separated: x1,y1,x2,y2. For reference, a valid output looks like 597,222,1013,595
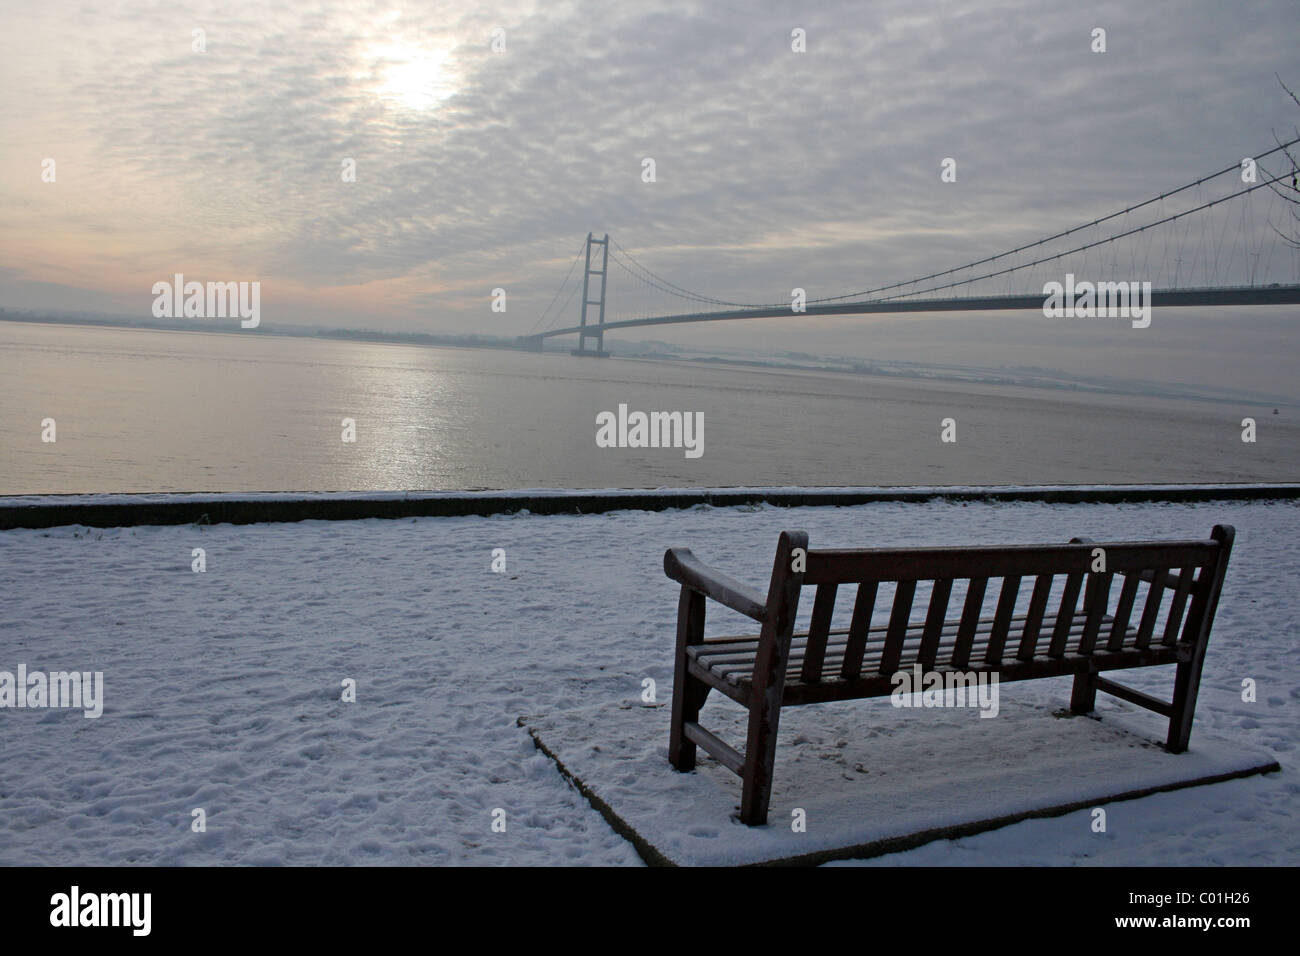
1166,654,1205,753
736,529,805,826
669,678,711,771
1070,668,1098,714
739,695,783,826
669,587,706,771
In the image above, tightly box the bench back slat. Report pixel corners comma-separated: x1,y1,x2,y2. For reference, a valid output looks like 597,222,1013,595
1077,571,1114,656
878,580,917,674
951,577,988,669
918,579,954,669
731,530,1229,696
839,582,878,680
1161,566,1197,646
1107,573,1141,651
1017,574,1055,661
800,583,838,682
1177,558,1217,649
1134,572,1166,649
1047,572,1085,658
985,575,1021,666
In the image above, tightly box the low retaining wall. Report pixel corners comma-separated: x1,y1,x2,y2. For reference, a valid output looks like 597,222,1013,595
1,484,1297,530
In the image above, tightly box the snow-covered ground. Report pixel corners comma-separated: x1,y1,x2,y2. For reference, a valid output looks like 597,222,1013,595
0,497,1295,865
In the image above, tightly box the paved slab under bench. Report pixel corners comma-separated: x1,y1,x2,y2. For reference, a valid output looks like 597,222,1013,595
521,687,1280,866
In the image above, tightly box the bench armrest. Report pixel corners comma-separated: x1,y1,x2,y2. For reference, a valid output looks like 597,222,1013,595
664,547,768,622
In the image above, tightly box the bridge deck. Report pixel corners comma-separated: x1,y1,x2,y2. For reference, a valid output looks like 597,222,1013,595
525,284,1300,343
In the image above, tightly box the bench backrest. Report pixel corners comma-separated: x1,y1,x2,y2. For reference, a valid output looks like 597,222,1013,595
754,526,1234,684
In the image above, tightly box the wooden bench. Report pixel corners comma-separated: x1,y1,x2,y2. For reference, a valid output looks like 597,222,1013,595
664,525,1234,825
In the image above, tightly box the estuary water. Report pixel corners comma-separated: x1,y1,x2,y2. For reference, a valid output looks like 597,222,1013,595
1,321,1296,494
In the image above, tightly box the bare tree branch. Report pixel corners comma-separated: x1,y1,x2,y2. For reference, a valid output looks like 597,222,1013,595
1276,73,1300,111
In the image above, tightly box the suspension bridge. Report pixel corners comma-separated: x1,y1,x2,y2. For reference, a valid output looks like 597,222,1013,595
519,137,1300,356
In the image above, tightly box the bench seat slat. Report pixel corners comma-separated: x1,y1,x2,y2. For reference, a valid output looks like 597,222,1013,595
686,625,1171,700
701,634,1102,679
688,612,1138,689
692,612,1070,660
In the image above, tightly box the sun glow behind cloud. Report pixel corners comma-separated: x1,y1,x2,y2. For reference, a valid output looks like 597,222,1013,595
368,41,460,111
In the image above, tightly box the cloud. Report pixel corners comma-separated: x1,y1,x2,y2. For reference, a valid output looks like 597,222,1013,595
1,0,1297,354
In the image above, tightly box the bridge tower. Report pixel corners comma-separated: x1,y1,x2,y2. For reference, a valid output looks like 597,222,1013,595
572,232,611,357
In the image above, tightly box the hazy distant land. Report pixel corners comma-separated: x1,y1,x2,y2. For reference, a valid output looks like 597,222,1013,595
3,307,1293,410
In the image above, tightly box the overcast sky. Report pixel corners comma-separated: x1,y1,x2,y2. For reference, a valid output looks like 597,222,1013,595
2,0,1298,395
